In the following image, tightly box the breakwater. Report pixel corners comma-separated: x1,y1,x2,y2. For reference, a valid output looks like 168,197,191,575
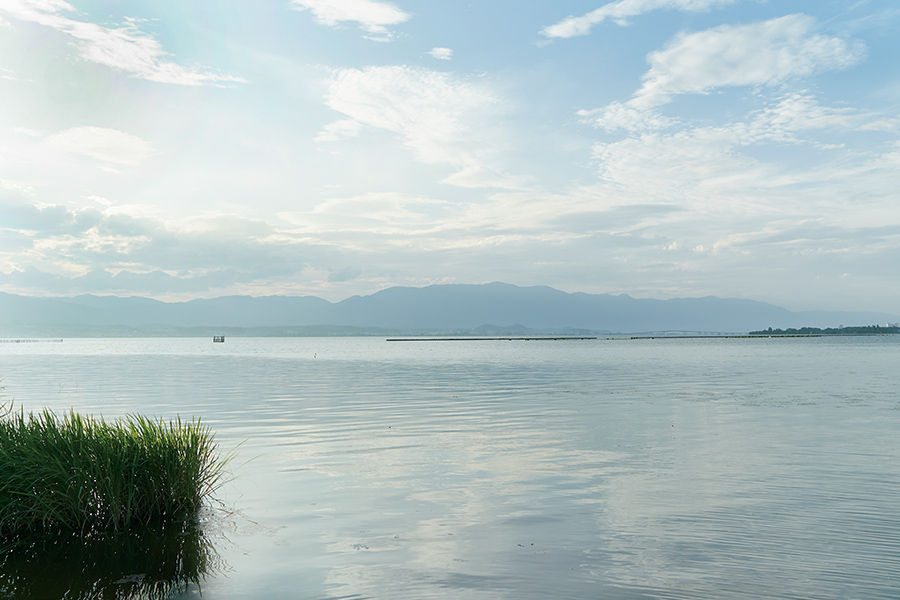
386,337,597,341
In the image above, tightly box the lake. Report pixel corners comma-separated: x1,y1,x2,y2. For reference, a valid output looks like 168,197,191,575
1,336,899,599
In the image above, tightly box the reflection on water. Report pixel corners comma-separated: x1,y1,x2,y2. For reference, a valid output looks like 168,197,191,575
1,336,899,599
0,510,223,600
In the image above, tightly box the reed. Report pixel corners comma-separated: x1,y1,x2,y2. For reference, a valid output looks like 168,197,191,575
0,402,229,538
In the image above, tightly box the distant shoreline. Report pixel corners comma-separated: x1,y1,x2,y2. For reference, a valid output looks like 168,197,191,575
749,325,899,336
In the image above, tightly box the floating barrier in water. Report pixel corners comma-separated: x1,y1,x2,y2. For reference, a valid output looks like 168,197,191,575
0,339,63,343
386,337,597,342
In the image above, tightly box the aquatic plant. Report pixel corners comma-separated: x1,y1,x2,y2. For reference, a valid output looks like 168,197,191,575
0,403,230,538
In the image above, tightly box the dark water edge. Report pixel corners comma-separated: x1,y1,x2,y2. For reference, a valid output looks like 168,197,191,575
0,511,223,600
0,336,898,599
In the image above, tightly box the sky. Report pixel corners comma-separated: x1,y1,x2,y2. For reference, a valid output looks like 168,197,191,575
0,0,898,313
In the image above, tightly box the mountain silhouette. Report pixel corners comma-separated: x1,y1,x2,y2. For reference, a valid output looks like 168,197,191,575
1,282,897,336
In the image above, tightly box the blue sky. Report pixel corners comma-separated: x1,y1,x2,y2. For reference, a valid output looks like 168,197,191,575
1,0,898,312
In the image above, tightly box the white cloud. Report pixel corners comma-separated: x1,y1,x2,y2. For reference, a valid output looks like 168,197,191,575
82,195,115,207
427,47,453,60
0,177,32,193
318,65,522,188
0,0,245,85
280,192,454,237
590,128,768,203
582,89,900,227
632,15,865,108
586,91,892,144
542,0,738,39
320,65,485,163
859,118,900,132
746,93,854,146
438,165,530,190
873,141,900,169
315,118,363,142
578,102,678,132
13,127,42,137
46,126,155,167
290,0,410,37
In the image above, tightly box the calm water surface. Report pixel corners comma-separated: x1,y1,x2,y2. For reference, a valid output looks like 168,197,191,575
1,336,898,599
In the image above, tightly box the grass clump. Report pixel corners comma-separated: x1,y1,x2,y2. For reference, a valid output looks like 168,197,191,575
0,402,229,538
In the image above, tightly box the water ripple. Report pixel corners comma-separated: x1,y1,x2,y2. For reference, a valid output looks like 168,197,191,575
1,336,898,599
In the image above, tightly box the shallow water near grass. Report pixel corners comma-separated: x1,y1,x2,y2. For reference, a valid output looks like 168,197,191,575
1,336,899,599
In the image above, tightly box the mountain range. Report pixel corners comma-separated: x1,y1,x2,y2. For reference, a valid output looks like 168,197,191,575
1,282,897,336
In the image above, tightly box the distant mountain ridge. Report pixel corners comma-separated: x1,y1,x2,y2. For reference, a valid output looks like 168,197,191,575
1,282,897,336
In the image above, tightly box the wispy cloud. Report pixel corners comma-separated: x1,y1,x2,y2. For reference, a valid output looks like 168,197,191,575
0,176,32,193
290,0,410,39
583,92,866,179
578,102,679,133
317,65,524,189
427,47,453,60
542,0,739,39
46,127,155,167
590,126,767,202
631,15,865,108
280,192,455,238
0,0,245,85
314,119,363,142
0,66,24,81
750,93,855,139
580,91,900,249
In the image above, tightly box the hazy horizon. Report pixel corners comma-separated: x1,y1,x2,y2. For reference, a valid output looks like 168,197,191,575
1,1,899,314
4,283,899,338
0,280,896,323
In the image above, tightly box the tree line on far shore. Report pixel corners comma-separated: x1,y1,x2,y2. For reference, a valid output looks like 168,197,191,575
750,325,900,335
